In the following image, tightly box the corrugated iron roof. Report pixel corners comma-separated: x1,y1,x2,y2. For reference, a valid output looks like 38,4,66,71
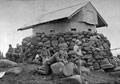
18,2,88,31
38,2,87,24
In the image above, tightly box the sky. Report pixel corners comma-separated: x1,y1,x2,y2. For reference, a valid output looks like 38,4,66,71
0,0,120,56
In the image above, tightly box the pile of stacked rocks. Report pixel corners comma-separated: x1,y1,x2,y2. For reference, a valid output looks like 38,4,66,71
21,31,115,70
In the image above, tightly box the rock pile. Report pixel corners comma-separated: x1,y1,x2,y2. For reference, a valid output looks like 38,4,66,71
22,31,115,70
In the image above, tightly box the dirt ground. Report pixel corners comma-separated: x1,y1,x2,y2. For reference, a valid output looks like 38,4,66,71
0,63,120,84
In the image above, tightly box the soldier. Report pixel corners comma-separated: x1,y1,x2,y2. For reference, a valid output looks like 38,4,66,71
48,50,68,64
73,39,83,57
36,43,51,64
41,46,51,64
6,44,14,61
58,42,68,50
0,51,3,59
13,44,23,63
24,48,33,62
36,50,68,75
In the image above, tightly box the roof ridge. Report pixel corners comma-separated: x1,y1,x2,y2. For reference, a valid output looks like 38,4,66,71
40,1,89,17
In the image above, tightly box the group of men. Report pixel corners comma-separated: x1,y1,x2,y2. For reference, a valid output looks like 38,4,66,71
5,29,86,76
6,37,83,76
35,38,83,75
6,44,23,63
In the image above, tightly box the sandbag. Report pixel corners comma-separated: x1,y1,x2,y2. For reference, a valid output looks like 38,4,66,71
41,37,48,42
82,54,92,59
30,36,38,46
94,55,104,59
58,37,65,43
100,58,115,69
103,42,109,49
43,41,51,48
93,61,100,70
76,60,86,66
83,47,91,51
82,43,90,47
58,43,68,50
101,64,114,69
72,33,78,38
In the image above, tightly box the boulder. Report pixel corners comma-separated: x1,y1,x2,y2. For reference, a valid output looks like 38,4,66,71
0,71,6,78
82,54,92,60
7,67,23,75
114,66,120,71
58,37,65,43
41,37,48,42
50,62,64,75
100,58,115,69
62,62,75,76
0,59,17,68
94,55,104,59
51,40,58,47
76,60,86,66
93,61,100,70
80,66,90,74
101,64,115,69
62,75,82,84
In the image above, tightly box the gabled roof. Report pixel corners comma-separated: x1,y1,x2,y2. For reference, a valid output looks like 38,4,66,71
18,2,108,31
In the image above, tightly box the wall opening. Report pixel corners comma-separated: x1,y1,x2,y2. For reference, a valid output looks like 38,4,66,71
88,28,92,32
71,28,76,31
50,29,55,33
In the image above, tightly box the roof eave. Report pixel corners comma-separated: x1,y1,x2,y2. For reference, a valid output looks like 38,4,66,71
17,24,38,31
17,17,68,31
96,25,108,28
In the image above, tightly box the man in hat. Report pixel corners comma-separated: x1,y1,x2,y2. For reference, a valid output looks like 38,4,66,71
73,39,83,57
58,41,68,51
13,44,23,62
36,50,68,75
68,51,78,63
24,43,35,63
6,44,14,61
43,50,68,66
40,46,51,64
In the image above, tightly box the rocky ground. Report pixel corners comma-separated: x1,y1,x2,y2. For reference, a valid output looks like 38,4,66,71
0,63,120,84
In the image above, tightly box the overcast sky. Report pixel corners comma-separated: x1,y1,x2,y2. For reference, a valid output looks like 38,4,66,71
0,0,120,56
